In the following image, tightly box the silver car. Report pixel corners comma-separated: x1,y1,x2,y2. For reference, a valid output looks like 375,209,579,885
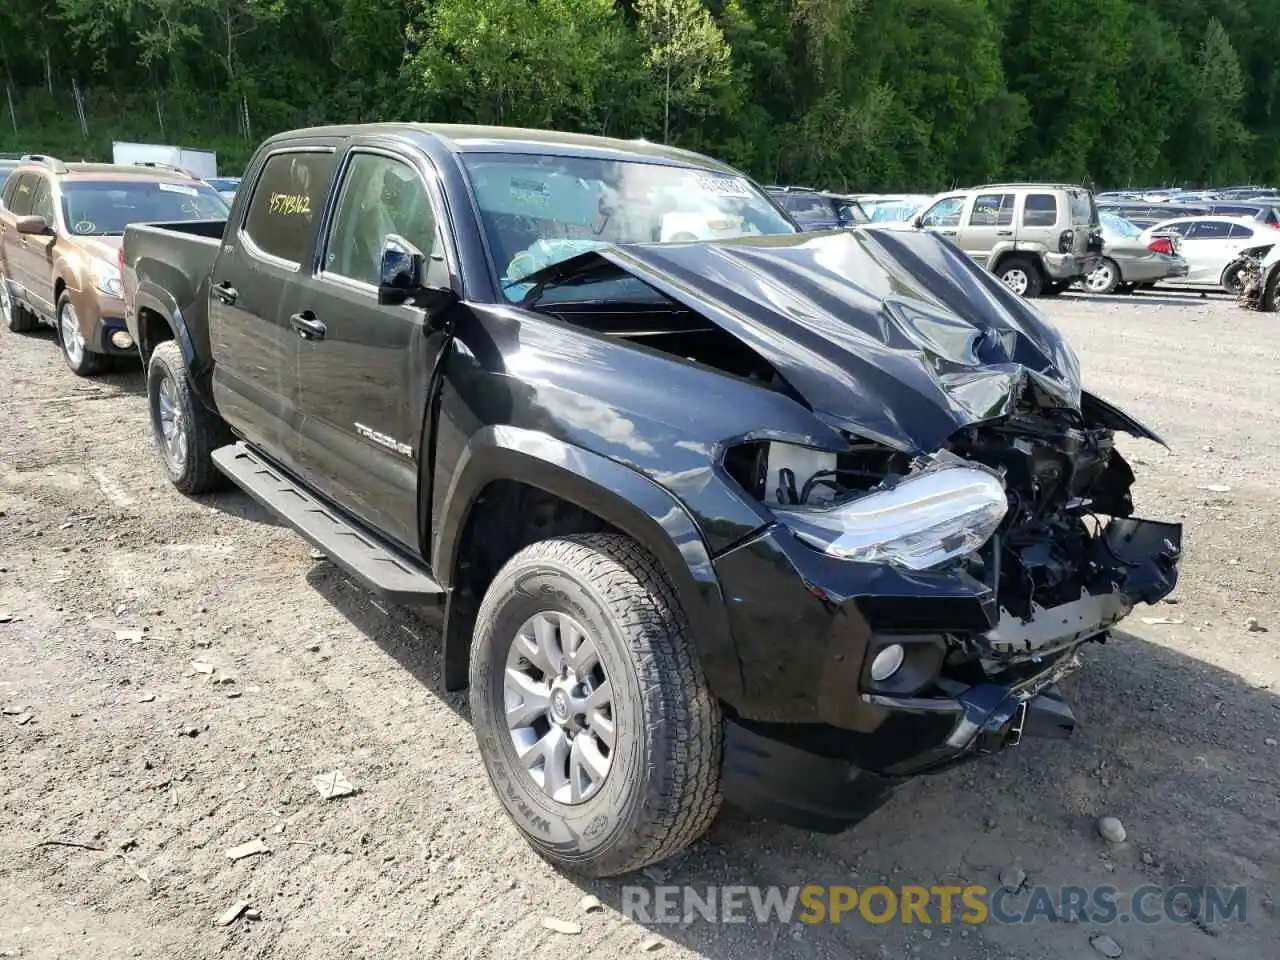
1083,213,1189,294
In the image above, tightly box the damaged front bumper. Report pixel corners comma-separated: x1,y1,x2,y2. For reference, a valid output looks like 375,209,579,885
712,515,1182,832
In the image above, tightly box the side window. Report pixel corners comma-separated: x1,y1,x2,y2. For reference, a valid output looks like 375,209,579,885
968,193,1014,227
1159,221,1192,237
242,150,337,264
1023,194,1058,227
6,173,35,216
323,153,439,287
1189,221,1231,239
921,197,964,228
29,177,55,224
1227,223,1255,239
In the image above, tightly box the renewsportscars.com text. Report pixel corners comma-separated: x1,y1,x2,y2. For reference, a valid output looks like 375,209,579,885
622,884,1248,926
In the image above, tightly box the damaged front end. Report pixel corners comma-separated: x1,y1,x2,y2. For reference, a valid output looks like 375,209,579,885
713,405,1181,831
514,229,1183,830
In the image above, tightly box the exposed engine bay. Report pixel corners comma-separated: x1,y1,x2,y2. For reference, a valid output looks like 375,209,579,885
723,398,1181,675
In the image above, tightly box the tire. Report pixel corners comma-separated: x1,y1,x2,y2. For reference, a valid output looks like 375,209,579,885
1084,258,1121,295
56,292,112,376
1261,271,1280,313
1,270,38,332
997,256,1043,298
146,341,232,494
1221,259,1249,297
469,533,722,877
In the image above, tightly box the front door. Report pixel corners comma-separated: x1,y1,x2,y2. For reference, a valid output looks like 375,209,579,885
916,196,967,245
292,147,455,551
208,144,339,471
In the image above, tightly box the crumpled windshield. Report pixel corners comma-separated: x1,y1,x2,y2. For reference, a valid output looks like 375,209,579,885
61,180,228,235
459,152,796,300
1101,212,1141,239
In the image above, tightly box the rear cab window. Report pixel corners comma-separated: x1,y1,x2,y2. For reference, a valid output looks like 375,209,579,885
241,150,338,265
1022,193,1058,227
1226,223,1255,239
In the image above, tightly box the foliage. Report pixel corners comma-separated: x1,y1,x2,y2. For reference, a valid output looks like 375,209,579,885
0,0,1275,188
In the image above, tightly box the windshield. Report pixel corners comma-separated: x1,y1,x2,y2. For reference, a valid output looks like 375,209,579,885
61,180,229,235
869,200,924,223
458,152,795,300
1101,212,1141,238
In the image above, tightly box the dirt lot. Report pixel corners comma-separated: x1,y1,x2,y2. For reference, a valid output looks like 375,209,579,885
1,289,1277,960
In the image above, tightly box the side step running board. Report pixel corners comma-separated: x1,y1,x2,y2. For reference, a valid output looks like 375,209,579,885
211,442,444,605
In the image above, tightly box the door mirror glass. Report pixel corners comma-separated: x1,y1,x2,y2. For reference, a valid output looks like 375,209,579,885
377,234,425,305
15,214,49,235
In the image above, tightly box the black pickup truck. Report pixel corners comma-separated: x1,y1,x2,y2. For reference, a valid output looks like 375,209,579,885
121,123,1182,878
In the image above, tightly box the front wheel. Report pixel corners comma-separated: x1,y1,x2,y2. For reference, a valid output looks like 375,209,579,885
56,293,111,376
147,341,232,494
1222,259,1250,297
997,257,1044,298
469,534,723,877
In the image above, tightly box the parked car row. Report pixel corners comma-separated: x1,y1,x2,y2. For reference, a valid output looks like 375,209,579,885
2,123,1183,881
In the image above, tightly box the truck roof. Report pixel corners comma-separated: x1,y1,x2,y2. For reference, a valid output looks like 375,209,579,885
260,122,740,174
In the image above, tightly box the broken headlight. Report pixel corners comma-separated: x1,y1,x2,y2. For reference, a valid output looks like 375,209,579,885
774,456,1008,570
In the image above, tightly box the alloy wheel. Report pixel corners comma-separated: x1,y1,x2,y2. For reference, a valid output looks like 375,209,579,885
60,301,86,367
156,373,189,472
1001,268,1030,296
504,611,616,805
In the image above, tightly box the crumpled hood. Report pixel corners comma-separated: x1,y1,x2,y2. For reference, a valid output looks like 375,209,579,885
522,229,1163,452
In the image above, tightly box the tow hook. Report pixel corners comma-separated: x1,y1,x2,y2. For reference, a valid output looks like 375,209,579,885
946,682,1077,753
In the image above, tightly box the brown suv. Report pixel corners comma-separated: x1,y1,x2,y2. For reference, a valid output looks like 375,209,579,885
0,156,227,375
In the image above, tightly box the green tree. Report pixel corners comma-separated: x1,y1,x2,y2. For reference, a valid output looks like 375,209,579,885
634,0,732,143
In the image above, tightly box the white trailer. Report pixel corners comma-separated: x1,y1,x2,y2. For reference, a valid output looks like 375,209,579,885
111,141,217,179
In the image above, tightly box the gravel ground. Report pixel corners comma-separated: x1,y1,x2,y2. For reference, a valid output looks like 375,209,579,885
1,289,1277,960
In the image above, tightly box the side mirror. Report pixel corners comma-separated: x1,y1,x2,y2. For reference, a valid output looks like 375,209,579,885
16,214,48,235
377,234,425,306
912,214,926,230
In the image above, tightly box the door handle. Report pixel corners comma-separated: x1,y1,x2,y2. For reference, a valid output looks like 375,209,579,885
939,230,958,236
290,311,326,341
212,281,238,305
996,230,1013,237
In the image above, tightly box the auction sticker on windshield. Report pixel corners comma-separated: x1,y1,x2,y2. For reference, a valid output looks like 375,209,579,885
158,182,200,196
695,174,753,198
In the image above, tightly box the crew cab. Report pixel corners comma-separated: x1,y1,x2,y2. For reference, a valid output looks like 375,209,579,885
122,123,1182,878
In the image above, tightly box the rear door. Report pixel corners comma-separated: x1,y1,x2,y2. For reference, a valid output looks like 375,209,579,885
959,191,1014,266
208,141,340,470
1178,221,1242,284
292,145,456,549
0,172,36,303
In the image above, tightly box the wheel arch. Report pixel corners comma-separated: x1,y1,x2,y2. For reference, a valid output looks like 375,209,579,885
131,280,216,408
433,425,744,704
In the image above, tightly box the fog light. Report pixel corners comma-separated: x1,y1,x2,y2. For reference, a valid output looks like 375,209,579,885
110,330,134,349
870,644,905,683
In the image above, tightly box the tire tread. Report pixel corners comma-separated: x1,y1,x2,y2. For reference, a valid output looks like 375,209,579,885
148,341,232,495
471,532,722,876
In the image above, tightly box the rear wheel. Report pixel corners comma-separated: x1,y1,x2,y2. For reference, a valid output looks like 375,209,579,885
997,257,1043,298
1,271,38,332
147,341,232,494
1084,258,1121,295
469,533,722,877
56,292,111,376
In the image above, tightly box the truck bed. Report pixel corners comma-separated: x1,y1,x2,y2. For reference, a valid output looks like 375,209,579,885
122,219,228,371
